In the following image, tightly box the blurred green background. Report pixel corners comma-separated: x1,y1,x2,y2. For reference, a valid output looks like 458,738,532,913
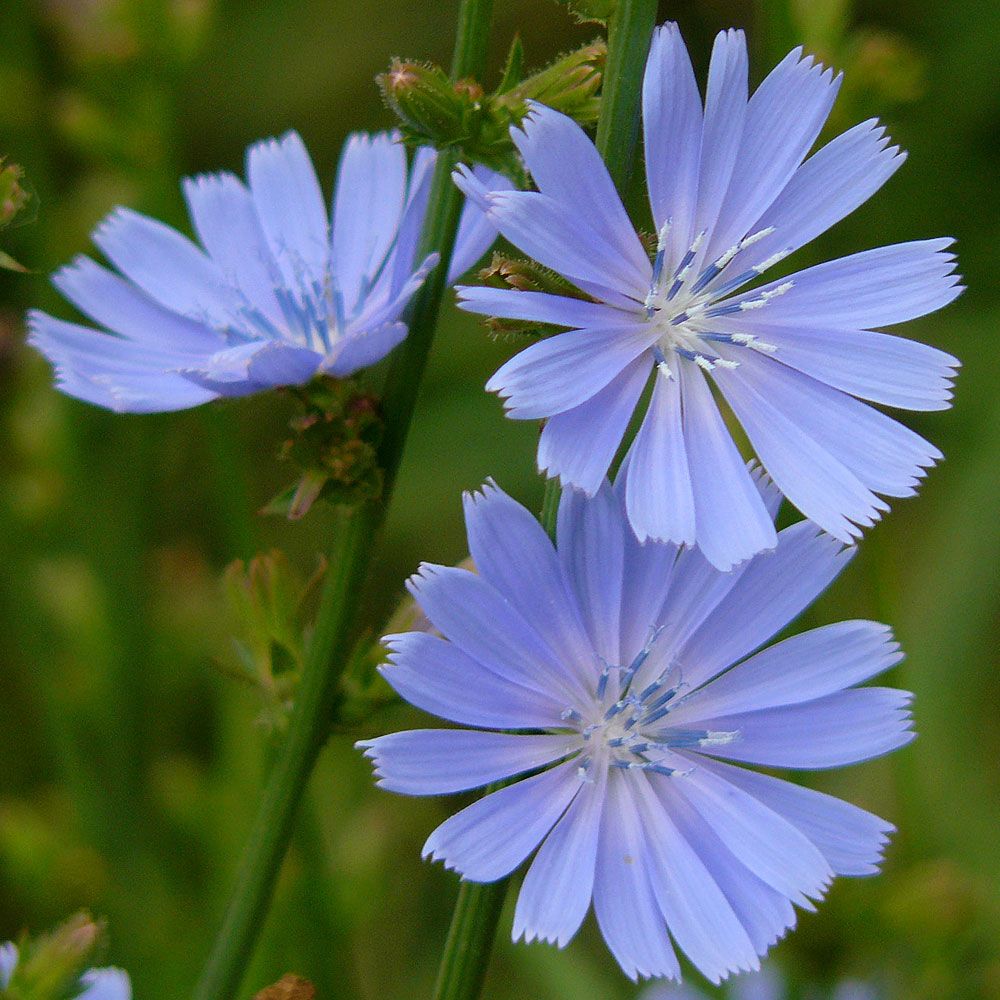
0,0,998,997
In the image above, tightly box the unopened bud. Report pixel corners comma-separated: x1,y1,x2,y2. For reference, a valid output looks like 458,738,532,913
378,59,470,146
502,39,606,125
4,912,104,998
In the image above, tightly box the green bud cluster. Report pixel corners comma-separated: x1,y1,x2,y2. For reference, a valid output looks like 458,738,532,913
378,38,605,178
264,378,385,521
223,551,327,737
475,252,597,339
0,157,30,273
1,912,103,1000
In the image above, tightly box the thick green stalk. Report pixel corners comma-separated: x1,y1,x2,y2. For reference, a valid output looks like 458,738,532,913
595,0,657,189
432,877,510,1000
429,3,658,999
192,3,495,996
537,0,655,543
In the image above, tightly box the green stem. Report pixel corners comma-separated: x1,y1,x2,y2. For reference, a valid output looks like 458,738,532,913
193,505,374,1000
432,879,510,1000
429,3,657,999
595,0,658,191
541,478,561,540
192,2,495,997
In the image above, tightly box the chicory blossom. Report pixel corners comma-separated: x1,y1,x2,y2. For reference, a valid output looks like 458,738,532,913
455,22,961,570
357,476,913,984
642,964,879,1000
0,942,131,999
29,131,507,412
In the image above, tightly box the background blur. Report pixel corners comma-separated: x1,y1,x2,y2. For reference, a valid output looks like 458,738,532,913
0,0,997,997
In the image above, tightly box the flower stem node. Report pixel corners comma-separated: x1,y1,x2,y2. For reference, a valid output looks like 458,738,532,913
263,378,385,521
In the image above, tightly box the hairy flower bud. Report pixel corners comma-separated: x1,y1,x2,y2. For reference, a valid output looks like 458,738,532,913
3,912,104,998
0,157,30,272
377,59,473,147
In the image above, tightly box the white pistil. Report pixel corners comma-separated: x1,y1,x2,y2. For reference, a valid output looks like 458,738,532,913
752,249,790,273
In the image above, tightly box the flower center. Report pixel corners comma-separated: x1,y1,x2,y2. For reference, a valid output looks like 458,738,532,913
642,221,792,378
562,630,738,782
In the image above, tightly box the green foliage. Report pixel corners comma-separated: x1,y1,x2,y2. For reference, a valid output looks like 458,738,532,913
222,551,328,737
554,0,617,24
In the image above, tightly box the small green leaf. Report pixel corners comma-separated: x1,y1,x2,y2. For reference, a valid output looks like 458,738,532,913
497,35,525,93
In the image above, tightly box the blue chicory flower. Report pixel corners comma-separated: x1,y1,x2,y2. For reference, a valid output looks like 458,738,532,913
455,22,961,571
28,131,507,412
0,941,131,999
642,963,879,1000
357,475,913,984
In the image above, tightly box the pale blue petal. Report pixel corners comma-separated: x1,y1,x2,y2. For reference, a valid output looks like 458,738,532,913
671,621,902,721
512,103,649,282
720,349,941,498
725,322,959,411
27,312,218,412
691,29,748,251
464,482,596,689
737,119,905,275
832,981,880,1000
389,146,436,293
675,764,833,903
696,688,914,769
726,239,961,330
358,729,578,796
727,966,785,1000
246,130,329,289
52,255,224,351
486,323,658,419
407,563,587,705
643,22,704,245
632,773,760,983
623,371,696,546
448,165,511,282
423,760,581,880
701,758,893,877
712,359,888,542
593,770,680,981
707,49,840,263
538,355,650,495
181,170,283,324
180,340,320,395
331,131,407,313
658,781,796,955
322,321,408,376
677,521,852,689
0,943,17,986
91,207,238,328
679,364,777,571
513,766,606,947
380,632,564,730
352,252,438,332
79,968,132,1000
478,188,649,302
616,507,680,668
557,481,625,666
455,286,627,330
